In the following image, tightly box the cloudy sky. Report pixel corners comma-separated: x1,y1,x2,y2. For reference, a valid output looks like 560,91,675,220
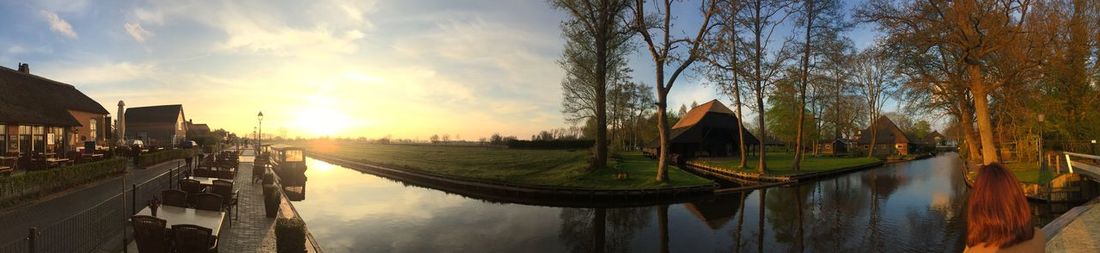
0,0,882,140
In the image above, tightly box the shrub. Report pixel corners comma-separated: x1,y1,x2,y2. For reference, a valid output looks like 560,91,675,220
275,217,307,253
0,158,127,207
138,149,195,167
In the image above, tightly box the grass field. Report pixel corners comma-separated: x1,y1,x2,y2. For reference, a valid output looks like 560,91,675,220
1003,162,1057,184
698,153,882,176
296,141,713,190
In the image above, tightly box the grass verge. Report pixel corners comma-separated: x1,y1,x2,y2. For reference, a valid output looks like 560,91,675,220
298,141,713,190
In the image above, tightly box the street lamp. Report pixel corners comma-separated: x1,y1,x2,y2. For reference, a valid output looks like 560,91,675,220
257,111,264,154
1038,114,1044,170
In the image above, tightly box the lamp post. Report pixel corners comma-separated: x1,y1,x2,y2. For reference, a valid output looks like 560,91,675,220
1038,114,1044,170
257,111,264,154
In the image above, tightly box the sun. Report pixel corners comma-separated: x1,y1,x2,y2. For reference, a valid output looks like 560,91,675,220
294,106,353,137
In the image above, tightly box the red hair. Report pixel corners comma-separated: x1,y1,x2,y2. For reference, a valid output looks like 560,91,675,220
967,163,1034,248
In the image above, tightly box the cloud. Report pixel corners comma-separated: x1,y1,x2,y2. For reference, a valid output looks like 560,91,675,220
40,10,78,39
124,23,153,43
40,62,157,85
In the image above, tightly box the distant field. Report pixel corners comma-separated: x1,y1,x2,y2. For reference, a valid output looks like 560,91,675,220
699,153,881,176
293,141,713,190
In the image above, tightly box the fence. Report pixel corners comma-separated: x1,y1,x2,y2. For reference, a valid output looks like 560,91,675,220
0,163,188,253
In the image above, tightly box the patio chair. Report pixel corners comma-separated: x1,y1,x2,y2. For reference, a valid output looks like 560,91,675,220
179,179,204,203
130,215,170,253
170,224,218,253
210,180,239,219
161,190,189,208
192,193,224,212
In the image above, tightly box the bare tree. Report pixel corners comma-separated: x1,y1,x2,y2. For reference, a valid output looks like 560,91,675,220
632,0,720,182
701,0,750,168
789,0,846,170
851,45,899,158
738,0,793,172
552,0,634,170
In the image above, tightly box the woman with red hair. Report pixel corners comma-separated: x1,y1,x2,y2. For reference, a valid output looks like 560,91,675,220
965,163,1045,252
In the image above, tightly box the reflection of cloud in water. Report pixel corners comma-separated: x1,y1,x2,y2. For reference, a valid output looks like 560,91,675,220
296,158,566,252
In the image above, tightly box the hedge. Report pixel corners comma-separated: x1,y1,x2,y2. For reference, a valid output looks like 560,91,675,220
505,140,595,150
0,158,127,207
138,148,195,167
275,217,307,253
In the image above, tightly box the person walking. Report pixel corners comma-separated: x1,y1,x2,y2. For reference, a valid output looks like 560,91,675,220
965,163,1046,252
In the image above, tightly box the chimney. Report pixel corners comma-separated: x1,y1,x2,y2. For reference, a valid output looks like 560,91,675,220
17,63,29,74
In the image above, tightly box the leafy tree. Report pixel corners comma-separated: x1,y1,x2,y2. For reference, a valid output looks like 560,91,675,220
552,0,634,170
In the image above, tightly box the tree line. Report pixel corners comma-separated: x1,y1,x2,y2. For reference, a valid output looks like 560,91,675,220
553,0,1100,181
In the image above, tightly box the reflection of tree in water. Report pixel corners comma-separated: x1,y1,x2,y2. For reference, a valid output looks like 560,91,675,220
763,184,811,252
558,207,654,253
804,175,872,252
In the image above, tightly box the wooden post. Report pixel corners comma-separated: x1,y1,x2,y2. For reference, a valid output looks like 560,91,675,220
131,184,137,215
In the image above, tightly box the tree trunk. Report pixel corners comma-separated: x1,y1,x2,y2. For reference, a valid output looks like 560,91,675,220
867,118,878,158
968,65,1000,165
656,85,671,182
793,0,815,171
957,102,983,162
756,93,768,172
735,86,748,168
593,9,609,171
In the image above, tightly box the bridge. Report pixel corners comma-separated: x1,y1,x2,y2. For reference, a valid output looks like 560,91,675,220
1063,152,1100,180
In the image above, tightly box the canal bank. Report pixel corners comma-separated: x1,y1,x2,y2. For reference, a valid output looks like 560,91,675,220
305,152,717,208
292,153,981,252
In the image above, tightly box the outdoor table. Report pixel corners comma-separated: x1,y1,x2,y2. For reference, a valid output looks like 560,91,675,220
188,176,233,187
134,205,225,237
45,158,70,167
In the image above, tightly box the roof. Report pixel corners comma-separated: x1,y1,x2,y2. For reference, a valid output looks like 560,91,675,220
191,123,211,133
651,100,760,146
922,130,946,144
125,105,184,125
0,66,109,126
858,116,912,145
672,100,736,129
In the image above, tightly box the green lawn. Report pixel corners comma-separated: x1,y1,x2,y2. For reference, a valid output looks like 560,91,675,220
699,153,881,176
1004,162,1057,184
296,141,713,190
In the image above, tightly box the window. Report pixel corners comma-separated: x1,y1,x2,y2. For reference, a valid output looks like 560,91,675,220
0,125,5,154
33,126,45,153
89,119,97,140
18,126,30,154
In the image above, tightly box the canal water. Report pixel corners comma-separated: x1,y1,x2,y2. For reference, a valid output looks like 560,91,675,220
291,153,1059,252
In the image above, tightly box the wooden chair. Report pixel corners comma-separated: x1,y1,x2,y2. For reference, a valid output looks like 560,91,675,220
192,193,224,212
170,224,218,253
161,190,189,208
210,180,238,219
179,179,204,203
130,215,170,253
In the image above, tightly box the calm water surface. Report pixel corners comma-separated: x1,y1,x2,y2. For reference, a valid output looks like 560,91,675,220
290,153,1039,252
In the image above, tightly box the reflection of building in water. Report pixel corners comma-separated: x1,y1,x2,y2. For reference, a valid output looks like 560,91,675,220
684,193,745,230
645,100,759,161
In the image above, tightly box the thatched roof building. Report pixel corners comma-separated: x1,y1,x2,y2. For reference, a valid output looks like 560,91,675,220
0,63,109,154
648,100,758,159
858,116,913,155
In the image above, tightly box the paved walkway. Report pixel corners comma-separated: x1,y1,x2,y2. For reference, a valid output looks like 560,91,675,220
0,158,185,245
122,149,279,252
1047,203,1100,252
217,150,278,252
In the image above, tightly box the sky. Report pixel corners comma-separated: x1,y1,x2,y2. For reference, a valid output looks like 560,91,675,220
0,0,897,140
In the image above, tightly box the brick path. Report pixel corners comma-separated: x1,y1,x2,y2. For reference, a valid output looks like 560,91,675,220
122,149,280,252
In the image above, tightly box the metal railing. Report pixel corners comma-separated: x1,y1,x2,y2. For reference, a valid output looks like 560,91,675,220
0,163,188,253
